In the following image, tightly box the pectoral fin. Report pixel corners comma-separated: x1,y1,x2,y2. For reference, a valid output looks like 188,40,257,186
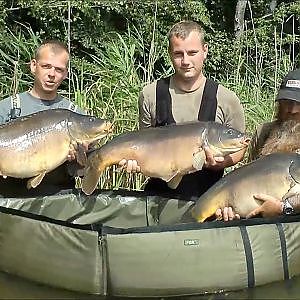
81,166,101,195
27,172,46,189
167,174,183,189
76,144,88,166
192,150,206,170
283,183,300,200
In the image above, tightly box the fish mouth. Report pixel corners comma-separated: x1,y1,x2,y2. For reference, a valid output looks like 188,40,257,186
234,136,251,149
87,121,113,141
242,137,251,146
94,121,113,137
101,121,113,134
217,137,250,153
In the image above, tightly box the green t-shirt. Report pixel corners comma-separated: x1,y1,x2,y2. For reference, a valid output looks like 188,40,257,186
139,76,245,133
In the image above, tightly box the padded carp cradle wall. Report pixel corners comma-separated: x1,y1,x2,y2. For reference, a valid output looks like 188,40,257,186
0,189,300,297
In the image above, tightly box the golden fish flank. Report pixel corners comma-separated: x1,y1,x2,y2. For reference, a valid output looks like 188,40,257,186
192,153,300,222
0,109,112,189
81,121,249,195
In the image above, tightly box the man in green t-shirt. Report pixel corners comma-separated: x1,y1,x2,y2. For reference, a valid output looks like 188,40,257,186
120,20,247,200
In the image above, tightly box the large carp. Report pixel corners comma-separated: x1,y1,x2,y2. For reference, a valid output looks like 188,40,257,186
82,121,248,195
0,109,112,189
193,153,300,222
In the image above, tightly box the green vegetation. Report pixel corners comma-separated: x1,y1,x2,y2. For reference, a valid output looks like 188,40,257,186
0,0,299,190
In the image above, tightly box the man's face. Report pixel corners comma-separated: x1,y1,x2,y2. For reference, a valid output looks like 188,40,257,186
169,31,208,82
30,46,68,96
279,99,300,121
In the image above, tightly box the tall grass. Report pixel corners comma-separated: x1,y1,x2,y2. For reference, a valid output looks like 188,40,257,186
0,26,39,99
219,24,294,135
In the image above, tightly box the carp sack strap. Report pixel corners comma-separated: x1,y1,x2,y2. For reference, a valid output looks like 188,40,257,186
240,225,255,288
155,76,175,126
198,78,218,121
276,223,290,280
10,93,21,119
240,223,290,288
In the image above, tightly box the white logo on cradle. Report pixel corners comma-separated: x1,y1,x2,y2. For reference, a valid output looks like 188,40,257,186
184,239,200,246
286,80,300,89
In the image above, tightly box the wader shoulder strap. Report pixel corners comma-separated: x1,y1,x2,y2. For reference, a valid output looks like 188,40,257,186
198,78,219,121
68,102,78,112
156,77,219,125
10,93,21,120
155,77,175,127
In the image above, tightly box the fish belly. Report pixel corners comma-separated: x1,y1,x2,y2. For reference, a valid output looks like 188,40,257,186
0,135,70,178
136,143,195,181
230,177,292,217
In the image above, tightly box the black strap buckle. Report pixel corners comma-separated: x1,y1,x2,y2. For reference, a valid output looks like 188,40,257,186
10,107,21,120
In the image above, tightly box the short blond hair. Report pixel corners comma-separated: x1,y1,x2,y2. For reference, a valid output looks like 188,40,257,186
35,40,69,61
168,21,206,47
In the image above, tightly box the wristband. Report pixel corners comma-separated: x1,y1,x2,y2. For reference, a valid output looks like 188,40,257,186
282,199,295,215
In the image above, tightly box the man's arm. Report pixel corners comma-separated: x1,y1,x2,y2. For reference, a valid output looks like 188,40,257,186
205,86,247,170
247,193,300,218
138,90,152,129
217,87,245,133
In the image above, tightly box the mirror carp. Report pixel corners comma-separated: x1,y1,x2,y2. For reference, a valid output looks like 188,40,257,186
0,109,112,189
193,153,300,222
82,121,248,195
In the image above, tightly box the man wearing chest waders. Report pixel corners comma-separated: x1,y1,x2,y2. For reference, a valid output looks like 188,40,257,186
118,20,247,201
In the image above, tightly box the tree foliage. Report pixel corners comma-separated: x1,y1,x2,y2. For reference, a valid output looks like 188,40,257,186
0,0,299,88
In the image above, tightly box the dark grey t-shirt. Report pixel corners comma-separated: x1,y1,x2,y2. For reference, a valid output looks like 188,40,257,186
0,91,85,124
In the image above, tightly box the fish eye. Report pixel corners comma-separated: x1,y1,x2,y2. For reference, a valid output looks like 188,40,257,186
226,128,234,135
89,117,95,122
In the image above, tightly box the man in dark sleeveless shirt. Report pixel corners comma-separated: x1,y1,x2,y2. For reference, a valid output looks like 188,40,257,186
120,21,247,200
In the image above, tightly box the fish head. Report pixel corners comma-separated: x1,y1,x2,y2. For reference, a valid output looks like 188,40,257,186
282,155,300,199
205,123,250,156
289,155,300,184
68,113,113,144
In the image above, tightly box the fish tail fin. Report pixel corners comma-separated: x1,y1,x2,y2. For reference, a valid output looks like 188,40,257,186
81,149,109,195
81,164,102,195
27,171,46,189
